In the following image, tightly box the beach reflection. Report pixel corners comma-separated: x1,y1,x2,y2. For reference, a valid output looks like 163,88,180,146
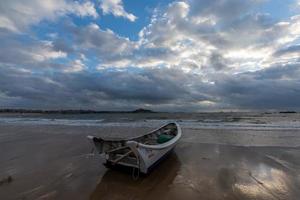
233,164,293,199
90,152,181,200
90,144,300,200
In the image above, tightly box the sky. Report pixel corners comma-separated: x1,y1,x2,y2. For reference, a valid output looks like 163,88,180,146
0,0,300,111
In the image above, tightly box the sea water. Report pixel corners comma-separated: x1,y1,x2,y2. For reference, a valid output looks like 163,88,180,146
1,112,300,130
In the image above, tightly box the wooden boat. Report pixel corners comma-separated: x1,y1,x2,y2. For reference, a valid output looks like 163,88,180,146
87,122,182,174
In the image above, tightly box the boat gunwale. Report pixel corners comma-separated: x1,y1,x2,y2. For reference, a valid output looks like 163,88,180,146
126,122,181,150
97,122,180,142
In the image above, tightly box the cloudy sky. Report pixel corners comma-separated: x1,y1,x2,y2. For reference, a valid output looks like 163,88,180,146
0,0,300,111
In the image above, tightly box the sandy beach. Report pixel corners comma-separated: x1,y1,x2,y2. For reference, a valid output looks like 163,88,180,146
1,113,300,200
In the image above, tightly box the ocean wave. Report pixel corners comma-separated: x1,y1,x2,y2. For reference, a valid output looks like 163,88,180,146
1,117,300,130
0,117,104,126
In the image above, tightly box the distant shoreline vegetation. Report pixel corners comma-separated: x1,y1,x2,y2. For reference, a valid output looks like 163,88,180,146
279,111,297,114
0,108,155,114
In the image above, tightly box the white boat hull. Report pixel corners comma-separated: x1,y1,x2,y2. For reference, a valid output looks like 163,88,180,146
129,141,176,173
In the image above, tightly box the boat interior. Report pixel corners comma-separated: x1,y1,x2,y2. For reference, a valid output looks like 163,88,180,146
93,123,178,169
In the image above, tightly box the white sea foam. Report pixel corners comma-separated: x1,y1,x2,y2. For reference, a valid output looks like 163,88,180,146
0,117,104,126
1,116,300,130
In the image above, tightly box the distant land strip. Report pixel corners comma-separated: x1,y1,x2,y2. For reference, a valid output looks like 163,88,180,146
0,108,155,114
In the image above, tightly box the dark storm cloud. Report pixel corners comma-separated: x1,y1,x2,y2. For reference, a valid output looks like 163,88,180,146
187,0,262,22
274,45,300,57
0,30,34,65
1,61,300,111
52,38,74,54
0,66,203,110
55,68,189,103
207,53,228,71
253,64,300,80
212,63,300,109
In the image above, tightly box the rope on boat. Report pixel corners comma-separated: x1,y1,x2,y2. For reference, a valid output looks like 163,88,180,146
111,150,133,165
90,147,95,154
132,154,140,180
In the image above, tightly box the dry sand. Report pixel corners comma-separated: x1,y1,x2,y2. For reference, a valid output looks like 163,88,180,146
0,124,300,200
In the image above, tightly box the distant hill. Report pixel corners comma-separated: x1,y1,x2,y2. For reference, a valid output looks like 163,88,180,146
132,108,155,113
279,111,297,114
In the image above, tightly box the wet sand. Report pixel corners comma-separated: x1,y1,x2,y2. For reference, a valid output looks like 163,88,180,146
0,124,300,200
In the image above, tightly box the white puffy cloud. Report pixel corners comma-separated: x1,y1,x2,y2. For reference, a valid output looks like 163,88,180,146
67,22,137,68
64,59,86,73
100,0,137,22
30,41,68,62
69,1,98,18
0,0,98,32
95,0,300,74
0,32,68,68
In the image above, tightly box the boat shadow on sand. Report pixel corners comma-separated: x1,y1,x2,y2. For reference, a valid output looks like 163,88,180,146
90,152,181,200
